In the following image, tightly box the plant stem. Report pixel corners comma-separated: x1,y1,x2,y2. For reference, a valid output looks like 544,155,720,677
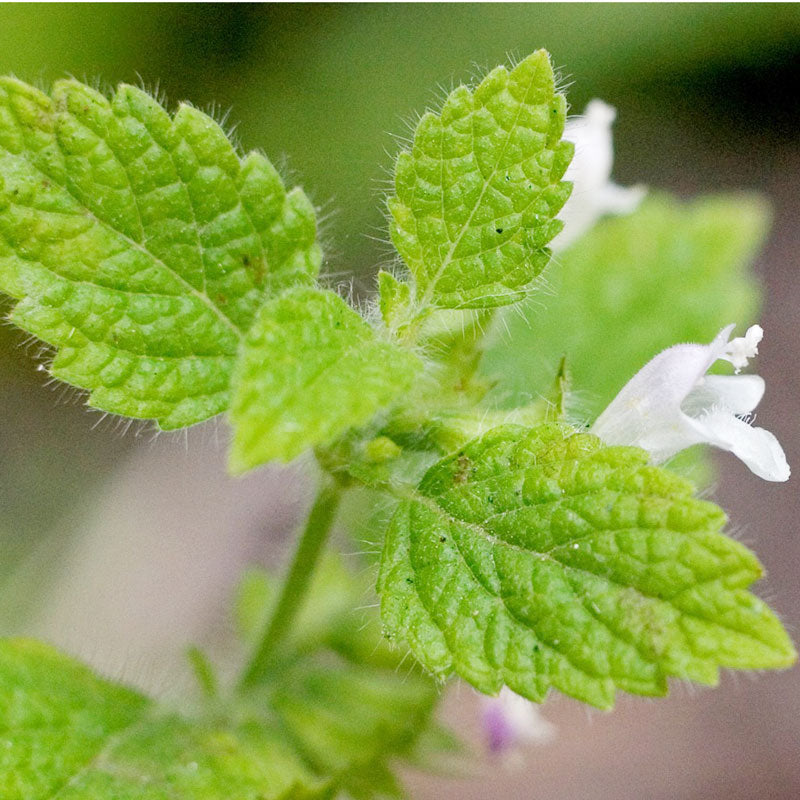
238,474,342,690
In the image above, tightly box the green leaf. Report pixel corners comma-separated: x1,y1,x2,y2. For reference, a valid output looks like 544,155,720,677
268,657,436,800
481,194,766,418
378,424,795,709
0,638,326,800
1,632,443,800
388,50,573,310
229,287,420,473
377,270,411,332
0,78,320,429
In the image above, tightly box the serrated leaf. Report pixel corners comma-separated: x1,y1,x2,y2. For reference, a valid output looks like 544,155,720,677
378,424,795,709
229,287,420,472
482,194,766,417
0,638,326,800
0,78,320,429
388,50,573,310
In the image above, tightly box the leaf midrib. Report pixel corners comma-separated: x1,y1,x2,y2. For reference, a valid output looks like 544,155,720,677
416,61,543,310
45,707,154,799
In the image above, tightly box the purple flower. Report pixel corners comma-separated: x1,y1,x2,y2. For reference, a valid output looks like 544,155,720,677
481,688,555,755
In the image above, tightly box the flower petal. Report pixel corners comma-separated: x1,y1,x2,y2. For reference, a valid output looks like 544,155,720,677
591,327,735,448
553,99,645,251
721,324,763,372
480,688,554,754
682,374,765,417
688,409,790,481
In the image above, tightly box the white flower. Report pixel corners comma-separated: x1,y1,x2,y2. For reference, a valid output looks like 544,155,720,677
591,324,790,482
480,687,555,754
553,99,646,251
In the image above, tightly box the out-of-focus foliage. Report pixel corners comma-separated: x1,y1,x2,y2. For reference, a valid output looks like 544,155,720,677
481,194,766,418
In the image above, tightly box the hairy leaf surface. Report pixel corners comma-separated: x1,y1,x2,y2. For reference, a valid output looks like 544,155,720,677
388,50,573,310
229,287,420,472
0,78,320,428
378,424,795,708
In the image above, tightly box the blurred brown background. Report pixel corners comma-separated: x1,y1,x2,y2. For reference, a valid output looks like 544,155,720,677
0,5,798,799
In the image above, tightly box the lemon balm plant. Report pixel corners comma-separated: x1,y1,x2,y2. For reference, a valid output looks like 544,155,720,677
0,50,795,797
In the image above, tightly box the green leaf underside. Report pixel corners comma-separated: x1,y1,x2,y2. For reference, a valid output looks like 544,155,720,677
378,424,795,709
388,50,573,310
482,194,765,418
0,637,438,800
229,287,420,472
0,77,320,429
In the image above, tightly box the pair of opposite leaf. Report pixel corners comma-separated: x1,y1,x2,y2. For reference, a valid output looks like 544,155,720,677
0,51,575,472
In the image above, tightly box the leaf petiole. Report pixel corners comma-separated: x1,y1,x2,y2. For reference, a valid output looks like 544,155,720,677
238,473,344,690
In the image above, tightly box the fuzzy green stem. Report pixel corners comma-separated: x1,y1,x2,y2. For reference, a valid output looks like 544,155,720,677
238,475,342,690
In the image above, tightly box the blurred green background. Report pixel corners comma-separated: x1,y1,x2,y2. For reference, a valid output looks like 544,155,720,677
1,5,799,800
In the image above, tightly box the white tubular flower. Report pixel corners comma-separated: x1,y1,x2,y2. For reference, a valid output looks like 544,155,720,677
480,687,555,754
554,99,646,251
592,324,790,482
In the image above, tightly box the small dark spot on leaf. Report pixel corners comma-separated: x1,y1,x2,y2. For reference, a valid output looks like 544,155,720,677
496,228,503,234
216,294,227,305
405,577,414,584
440,536,447,543
242,255,251,267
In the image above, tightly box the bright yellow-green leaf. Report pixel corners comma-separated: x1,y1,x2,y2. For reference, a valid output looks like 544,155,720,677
0,78,320,429
378,424,795,708
229,287,420,473
388,50,573,310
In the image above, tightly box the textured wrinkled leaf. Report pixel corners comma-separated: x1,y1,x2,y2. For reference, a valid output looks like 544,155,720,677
0,639,325,800
229,287,420,473
378,424,795,708
482,194,765,417
388,50,573,310
0,78,320,429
